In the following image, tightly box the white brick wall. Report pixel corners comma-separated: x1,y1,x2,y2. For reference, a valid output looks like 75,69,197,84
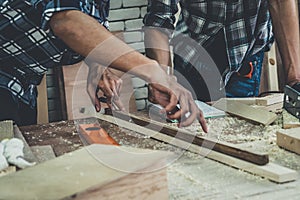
123,0,147,7
109,0,150,110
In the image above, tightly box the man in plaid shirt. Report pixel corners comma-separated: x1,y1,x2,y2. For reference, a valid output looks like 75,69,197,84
144,0,300,101
0,0,208,132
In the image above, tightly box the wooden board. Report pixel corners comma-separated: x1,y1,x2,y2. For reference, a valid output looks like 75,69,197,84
283,110,300,129
0,144,172,200
256,93,284,106
0,120,13,141
13,125,38,163
63,63,137,120
36,74,49,124
107,111,269,165
213,98,278,125
30,145,56,163
277,127,300,155
74,167,168,200
0,166,16,178
221,97,257,105
97,113,297,183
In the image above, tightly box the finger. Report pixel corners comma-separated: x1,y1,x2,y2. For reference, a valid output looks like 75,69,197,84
94,94,101,112
163,92,178,113
110,79,119,98
112,95,125,111
115,79,123,96
198,110,208,133
105,96,113,110
167,93,190,122
178,102,197,127
102,78,114,98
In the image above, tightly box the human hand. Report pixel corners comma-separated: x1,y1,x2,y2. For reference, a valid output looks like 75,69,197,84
148,78,208,132
87,65,125,112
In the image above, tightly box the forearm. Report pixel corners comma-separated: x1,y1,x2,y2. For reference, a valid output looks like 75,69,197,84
269,0,300,85
49,10,167,83
144,28,172,69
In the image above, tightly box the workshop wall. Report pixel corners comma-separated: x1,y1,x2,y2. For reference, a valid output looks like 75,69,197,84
108,0,149,111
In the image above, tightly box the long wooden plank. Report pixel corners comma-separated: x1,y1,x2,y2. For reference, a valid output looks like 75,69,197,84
36,74,49,124
0,144,172,200
106,111,269,165
213,98,278,125
97,114,297,183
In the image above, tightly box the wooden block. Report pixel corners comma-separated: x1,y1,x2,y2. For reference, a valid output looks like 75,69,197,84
213,98,278,125
256,93,284,106
98,114,297,183
276,128,300,155
30,145,56,163
222,97,257,105
0,120,13,141
282,110,300,129
0,144,172,200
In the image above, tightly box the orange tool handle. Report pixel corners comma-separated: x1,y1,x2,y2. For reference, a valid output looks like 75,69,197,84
79,124,119,146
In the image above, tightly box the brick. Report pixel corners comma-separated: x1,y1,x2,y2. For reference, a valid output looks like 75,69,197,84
135,99,148,110
131,77,147,88
123,0,148,7
108,8,140,21
109,0,122,9
123,31,143,43
109,21,125,32
134,87,148,99
125,19,144,31
141,6,147,18
128,42,145,52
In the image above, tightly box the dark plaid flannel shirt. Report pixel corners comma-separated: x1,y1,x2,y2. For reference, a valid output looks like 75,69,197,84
144,0,274,85
0,0,109,107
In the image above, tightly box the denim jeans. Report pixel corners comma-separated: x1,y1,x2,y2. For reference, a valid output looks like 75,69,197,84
174,50,265,101
226,50,265,97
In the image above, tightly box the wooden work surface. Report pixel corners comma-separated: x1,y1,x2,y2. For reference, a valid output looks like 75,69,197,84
19,113,300,199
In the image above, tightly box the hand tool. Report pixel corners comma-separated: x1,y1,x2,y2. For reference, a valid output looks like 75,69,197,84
78,124,119,146
283,85,300,120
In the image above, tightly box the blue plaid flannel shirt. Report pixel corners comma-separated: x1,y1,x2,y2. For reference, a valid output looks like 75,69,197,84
144,0,274,85
0,0,109,107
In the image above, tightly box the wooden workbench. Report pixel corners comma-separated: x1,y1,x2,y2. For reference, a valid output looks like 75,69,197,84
18,114,300,199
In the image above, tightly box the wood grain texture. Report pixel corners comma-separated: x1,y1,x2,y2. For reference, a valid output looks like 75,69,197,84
74,167,168,200
30,145,56,163
0,144,171,200
213,98,278,125
97,114,297,183
277,127,300,155
104,111,269,165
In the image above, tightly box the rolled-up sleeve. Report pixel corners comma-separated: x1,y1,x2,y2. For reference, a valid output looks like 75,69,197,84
41,0,82,29
143,0,179,38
